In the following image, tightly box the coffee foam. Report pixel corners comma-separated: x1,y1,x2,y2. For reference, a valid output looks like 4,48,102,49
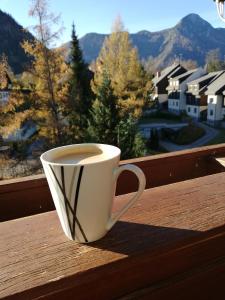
53,151,109,165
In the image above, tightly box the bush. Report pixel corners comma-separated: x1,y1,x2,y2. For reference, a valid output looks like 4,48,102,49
141,110,182,122
163,124,205,145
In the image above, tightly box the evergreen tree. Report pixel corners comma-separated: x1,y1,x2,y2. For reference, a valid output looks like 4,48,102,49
87,72,119,145
87,72,146,159
117,116,146,159
66,23,93,142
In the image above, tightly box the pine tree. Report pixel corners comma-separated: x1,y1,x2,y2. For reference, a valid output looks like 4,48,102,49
92,17,150,118
66,23,93,142
117,116,146,159
87,71,119,145
87,72,146,159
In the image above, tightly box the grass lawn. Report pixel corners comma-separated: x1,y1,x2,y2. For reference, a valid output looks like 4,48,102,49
206,129,225,146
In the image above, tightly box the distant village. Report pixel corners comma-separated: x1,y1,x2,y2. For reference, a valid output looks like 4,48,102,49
152,63,225,127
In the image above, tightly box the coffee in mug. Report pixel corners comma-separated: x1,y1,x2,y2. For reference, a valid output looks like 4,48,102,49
41,143,146,243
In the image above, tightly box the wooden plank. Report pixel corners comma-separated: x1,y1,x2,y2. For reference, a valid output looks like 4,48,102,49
1,144,225,222
1,172,225,299
118,143,225,194
0,175,54,222
120,257,225,300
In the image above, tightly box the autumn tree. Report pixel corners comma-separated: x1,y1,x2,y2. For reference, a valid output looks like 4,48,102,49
0,0,71,152
65,23,93,142
21,0,69,147
0,54,11,89
92,17,151,118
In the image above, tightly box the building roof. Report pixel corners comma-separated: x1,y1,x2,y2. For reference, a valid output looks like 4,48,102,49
205,71,225,95
188,71,223,86
186,71,224,95
153,63,181,85
171,68,198,83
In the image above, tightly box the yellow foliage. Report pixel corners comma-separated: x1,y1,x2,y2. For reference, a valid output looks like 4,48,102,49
92,21,151,118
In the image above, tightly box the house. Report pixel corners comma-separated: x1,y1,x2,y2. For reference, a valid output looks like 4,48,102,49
0,72,12,105
185,71,224,120
167,68,206,115
152,63,187,108
205,71,225,126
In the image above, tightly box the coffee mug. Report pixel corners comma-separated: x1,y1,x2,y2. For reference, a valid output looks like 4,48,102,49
41,143,146,243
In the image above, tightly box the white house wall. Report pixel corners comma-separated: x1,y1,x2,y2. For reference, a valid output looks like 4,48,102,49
168,99,180,113
186,105,207,119
222,107,225,116
169,68,206,115
207,95,223,122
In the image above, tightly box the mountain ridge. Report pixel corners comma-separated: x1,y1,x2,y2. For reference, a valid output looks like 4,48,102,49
0,12,225,72
0,9,34,74
62,13,225,69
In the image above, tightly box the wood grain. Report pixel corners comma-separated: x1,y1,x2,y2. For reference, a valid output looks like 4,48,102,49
1,143,225,222
1,172,225,299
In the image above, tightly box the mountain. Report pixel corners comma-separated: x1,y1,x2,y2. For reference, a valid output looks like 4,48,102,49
1,12,225,72
0,10,34,74
62,14,225,69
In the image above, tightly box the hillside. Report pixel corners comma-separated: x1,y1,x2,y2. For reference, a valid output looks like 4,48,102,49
62,14,225,69
0,10,34,74
1,11,225,72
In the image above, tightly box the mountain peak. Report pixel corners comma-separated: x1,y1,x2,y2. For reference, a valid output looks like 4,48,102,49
177,13,212,28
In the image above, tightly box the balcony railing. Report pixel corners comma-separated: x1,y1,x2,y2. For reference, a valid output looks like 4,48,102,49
1,144,225,299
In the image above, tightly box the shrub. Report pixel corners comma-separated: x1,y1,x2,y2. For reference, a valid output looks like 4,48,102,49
163,124,205,145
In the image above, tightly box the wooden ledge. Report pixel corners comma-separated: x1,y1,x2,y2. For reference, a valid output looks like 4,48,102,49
1,143,225,222
1,173,225,299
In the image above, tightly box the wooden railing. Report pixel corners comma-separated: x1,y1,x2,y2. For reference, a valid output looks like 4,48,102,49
1,144,225,299
1,144,225,222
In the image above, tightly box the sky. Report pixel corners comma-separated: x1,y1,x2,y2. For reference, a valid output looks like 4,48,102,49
0,0,223,45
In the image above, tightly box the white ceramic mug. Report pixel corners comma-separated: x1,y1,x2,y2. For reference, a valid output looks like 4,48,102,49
40,144,146,243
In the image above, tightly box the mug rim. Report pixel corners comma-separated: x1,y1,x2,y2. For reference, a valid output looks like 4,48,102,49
40,143,121,166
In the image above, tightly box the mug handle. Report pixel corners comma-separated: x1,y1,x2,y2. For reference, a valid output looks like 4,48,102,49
106,164,146,231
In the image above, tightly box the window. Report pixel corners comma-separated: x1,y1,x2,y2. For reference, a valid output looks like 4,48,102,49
194,108,197,114
188,107,191,113
176,102,178,107
173,101,175,106
209,98,213,104
210,110,214,116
